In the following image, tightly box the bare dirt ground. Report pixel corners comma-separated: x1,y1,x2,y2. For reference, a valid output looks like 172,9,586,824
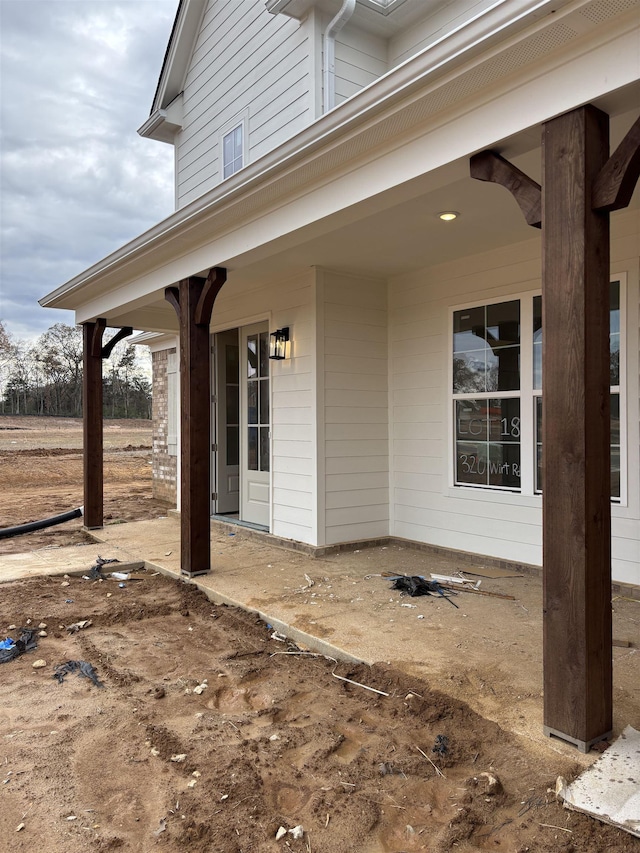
0,415,168,554
0,416,638,852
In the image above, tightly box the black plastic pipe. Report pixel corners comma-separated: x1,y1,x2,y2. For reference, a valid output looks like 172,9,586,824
0,507,84,540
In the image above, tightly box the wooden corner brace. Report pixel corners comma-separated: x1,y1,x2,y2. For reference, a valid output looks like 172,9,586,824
592,115,640,212
101,326,133,359
195,267,227,326
470,150,542,228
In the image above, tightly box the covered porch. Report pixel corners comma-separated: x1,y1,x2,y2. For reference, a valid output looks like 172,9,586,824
3,514,637,755
68,100,639,751
40,3,640,750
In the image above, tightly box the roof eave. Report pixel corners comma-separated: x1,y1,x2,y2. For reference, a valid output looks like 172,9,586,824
149,0,207,115
41,0,619,310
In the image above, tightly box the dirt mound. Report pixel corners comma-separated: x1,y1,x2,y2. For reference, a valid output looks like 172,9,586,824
0,573,635,853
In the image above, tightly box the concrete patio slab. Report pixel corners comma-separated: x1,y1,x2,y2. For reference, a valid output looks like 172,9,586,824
0,543,142,582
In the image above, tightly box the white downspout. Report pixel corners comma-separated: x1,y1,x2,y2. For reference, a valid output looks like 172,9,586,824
323,0,356,113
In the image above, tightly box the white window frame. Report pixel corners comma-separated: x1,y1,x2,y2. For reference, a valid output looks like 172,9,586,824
613,272,627,506
219,112,248,181
167,349,178,458
449,292,534,494
449,276,627,504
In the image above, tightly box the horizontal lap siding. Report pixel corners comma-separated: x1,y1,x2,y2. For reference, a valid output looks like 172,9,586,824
611,209,640,586
322,271,389,545
269,272,316,543
389,1,496,67
213,269,316,543
390,213,639,585
390,238,544,564
176,0,312,207
334,28,387,105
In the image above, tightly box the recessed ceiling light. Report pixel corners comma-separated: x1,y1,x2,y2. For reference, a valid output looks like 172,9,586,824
438,211,459,221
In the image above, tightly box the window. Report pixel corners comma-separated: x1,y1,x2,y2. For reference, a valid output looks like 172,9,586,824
610,281,621,499
246,330,269,472
453,300,521,490
533,280,622,499
452,280,624,499
222,124,243,179
167,349,178,457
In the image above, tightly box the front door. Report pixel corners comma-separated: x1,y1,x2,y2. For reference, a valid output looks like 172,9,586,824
212,329,240,515
240,323,270,527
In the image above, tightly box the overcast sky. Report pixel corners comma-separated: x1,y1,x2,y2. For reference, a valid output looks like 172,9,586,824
0,0,177,342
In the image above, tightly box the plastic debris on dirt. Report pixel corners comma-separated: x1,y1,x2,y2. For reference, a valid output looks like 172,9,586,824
432,734,450,757
83,555,120,580
390,575,459,608
52,660,104,688
65,620,92,634
0,627,38,664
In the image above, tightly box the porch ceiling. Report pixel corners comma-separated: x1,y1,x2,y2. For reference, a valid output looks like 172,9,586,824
106,98,639,334
105,163,538,331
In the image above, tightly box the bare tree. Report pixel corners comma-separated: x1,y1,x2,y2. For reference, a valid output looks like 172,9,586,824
1,322,151,419
37,324,83,416
0,321,17,414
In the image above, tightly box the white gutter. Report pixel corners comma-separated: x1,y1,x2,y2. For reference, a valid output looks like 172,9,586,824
138,108,168,137
41,0,599,307
323,0,356,112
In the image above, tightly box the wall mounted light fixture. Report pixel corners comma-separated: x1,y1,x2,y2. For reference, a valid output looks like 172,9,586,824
269,327,290,360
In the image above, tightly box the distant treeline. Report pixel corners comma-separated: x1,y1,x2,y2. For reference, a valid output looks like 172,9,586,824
0,321,151,419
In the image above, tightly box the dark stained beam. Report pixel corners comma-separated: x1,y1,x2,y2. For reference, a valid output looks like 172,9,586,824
542,105,612,752
470,150,542,227
592,115,640,212
165,269,227,577
83,319,106,528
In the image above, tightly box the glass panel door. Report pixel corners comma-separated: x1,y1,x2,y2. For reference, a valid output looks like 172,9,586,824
241,323,270,527
212,329,240,515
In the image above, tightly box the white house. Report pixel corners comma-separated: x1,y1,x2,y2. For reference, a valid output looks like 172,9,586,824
41,0,639,751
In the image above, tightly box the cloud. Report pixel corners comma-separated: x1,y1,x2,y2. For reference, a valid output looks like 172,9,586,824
0,0,177,341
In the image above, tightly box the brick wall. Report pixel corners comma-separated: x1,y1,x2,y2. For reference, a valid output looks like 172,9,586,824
152,348,177,504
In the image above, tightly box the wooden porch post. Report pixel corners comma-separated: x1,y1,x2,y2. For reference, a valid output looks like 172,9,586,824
83,319,106,528
541,105,612,751
166,268,226,577
472,112,639,751
82,322,133,529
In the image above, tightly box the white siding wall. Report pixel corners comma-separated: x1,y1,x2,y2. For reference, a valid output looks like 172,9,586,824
211,269,317,545
319,269,389,545
388,0,497,68
389,209,640,586
334,26,388,105
613,211,640,587
329,2,503,106
176,0,313,207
